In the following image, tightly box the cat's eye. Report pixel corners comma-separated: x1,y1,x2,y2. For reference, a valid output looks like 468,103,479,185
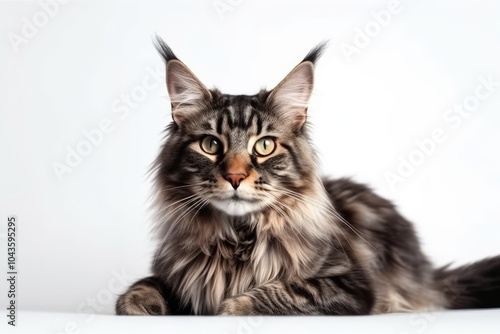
253,137,276,157
200,135,223,155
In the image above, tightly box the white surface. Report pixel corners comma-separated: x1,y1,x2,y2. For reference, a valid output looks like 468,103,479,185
1,0,500,320
3,310,500,334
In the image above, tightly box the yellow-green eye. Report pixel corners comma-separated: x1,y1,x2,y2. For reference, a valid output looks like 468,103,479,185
200,135,222,155
254,137,276,157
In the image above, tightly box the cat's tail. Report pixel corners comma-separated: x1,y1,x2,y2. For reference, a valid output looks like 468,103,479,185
434,255,500,309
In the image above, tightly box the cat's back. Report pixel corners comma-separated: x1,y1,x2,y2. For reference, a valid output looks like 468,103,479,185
322,177,400,238
322,177,438,313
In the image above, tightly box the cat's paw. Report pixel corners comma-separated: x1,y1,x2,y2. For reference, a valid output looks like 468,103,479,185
218,295,255,315
116,283,168,315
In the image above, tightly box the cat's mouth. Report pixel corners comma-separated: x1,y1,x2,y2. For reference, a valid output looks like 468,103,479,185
211,195,262,216
230,193,258,202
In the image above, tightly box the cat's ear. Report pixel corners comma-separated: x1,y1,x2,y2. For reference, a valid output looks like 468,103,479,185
267,42,327,130
166,60,212,109
154,36,211,123
267,62,314,130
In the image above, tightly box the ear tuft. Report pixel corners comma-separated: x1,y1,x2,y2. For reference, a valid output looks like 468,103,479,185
267,43,327,130
153,36,212,123
154,35,178,63
302,41,328,65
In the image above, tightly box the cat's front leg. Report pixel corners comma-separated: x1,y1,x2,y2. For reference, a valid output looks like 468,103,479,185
218,276,374,315
116,276,169,315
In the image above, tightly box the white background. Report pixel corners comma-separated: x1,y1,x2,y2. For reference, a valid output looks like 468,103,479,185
1,0,500,321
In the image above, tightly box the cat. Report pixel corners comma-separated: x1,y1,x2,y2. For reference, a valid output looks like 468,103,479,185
115,37,500,315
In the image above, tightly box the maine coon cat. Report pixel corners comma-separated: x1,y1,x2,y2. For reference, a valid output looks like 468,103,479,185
116,37,500,315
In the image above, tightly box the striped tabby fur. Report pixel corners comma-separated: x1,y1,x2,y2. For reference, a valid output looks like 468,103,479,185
116,38,500,315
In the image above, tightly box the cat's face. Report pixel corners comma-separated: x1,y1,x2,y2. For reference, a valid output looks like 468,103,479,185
155,41,325,216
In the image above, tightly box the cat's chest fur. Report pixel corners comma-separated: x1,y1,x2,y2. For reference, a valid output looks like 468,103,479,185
220,217,257,262
153,206,330,315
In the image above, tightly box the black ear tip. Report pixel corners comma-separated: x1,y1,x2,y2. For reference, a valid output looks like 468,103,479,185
302,41,329,65
153,34,178,63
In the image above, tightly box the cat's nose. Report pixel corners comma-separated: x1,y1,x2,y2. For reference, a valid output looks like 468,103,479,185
225,173,247,190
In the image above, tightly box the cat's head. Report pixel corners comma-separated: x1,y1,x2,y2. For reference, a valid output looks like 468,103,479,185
154,37,326,217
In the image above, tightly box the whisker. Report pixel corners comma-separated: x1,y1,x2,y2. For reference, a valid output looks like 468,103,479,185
161,182,208,191
263,192,323,243
270,186,380,253
189,198,211,225
160,193,199,211
265,191,349,259
168,196,203,218
169,198,205,230
157,196,200,221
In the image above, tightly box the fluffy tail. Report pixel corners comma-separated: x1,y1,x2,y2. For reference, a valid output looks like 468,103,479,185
434,255,500,309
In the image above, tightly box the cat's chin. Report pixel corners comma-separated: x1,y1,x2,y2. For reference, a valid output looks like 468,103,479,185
211,199,262,216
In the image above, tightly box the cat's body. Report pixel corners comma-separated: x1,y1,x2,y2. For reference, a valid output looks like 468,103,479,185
116,39,500,315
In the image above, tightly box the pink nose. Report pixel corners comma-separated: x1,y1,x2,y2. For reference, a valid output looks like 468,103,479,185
225,173,247,190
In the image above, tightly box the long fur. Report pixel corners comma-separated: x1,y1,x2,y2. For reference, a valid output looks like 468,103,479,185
116,38,500,316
